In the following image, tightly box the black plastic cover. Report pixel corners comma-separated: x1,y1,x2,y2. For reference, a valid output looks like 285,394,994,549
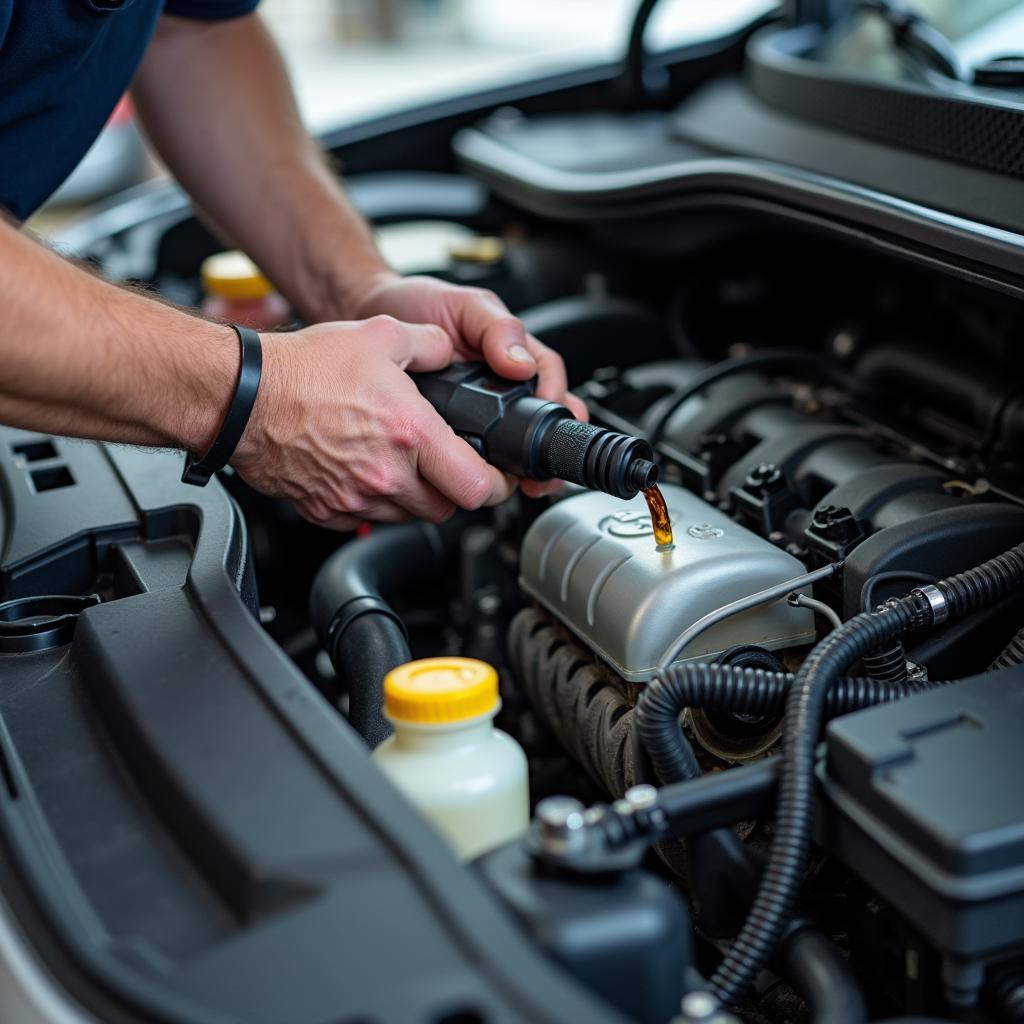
820,666,1024,959
0,428,624,1024
476,841,692,1024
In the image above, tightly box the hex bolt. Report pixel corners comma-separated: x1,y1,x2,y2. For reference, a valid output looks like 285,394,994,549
534,796,588,857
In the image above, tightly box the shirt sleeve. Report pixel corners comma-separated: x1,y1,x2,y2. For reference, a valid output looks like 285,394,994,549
163,0,261,19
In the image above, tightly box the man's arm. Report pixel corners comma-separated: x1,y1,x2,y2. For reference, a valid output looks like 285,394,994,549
0,220,236,452
130,12,587,424
0,221,516,528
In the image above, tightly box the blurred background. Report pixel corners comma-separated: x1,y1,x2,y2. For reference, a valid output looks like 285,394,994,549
29,0,1024,234
29,0,771,232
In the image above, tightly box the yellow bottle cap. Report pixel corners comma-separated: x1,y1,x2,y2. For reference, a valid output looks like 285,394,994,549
201,250,273,301
448,236,506,266
384,657,499,725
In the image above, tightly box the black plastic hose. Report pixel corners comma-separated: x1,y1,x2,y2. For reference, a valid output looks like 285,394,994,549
985,961,1024,1023
991,625,1024,670
634,664,935,788
646,349,841,446
310,518,464,746
779,922,867,1024
861,641,910,684
708,541,1024,1007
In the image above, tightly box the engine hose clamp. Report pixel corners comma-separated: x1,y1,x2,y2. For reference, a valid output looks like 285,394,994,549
326,595,409,650
913,583,949,624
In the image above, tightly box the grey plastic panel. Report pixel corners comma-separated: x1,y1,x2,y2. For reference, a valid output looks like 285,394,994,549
519,485,815,681
820,667,1024,958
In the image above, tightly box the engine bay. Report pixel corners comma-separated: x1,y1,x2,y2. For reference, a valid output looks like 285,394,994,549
5,19,1024,1021
228,213,1024,1022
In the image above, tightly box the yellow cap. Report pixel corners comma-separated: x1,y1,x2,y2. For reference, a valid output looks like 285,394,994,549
201,250,273,301
448,236,506,266
384,657,499,725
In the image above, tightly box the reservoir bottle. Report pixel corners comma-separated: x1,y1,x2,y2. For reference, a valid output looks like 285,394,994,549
200,250,290,331
373,657,529,860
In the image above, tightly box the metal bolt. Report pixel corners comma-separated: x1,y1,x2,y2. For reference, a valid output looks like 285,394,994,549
624,784,658,810
534,796,588,857
680,991,719,1020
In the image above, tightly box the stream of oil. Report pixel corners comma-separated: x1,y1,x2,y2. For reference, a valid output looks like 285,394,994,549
642,485,674,551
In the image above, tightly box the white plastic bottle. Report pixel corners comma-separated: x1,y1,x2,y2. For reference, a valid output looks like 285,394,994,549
372,657,529,861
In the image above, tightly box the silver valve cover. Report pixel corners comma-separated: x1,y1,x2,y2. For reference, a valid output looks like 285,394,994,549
519,484,816,682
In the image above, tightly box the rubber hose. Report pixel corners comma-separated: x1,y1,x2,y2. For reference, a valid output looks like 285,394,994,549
633,660,934,938
991,625,1024,670
862,641,910,684
779,923,867,1024
310,519,464,747
634,663,936,787
646,349,841,445
708,541,1024,1008
330,615,410,748
986,963,1024,1023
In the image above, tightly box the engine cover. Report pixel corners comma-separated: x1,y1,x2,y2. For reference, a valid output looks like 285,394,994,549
519,485,815,682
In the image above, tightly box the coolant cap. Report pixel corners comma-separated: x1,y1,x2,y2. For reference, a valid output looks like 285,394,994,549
384,657,498,725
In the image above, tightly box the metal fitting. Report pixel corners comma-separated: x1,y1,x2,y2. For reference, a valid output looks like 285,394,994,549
675,990,740,1024
527,787,666,874
914,583,949,624
534,796,588,858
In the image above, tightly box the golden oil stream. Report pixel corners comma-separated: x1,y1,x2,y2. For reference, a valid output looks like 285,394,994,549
642,485,674,551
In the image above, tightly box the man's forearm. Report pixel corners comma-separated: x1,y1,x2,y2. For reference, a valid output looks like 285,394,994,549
0,221,237,452
132,13,388,324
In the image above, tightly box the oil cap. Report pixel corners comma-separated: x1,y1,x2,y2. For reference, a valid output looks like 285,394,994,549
384,657,499,725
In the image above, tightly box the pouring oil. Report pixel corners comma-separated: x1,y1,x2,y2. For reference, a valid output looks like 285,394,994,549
642,485,674,551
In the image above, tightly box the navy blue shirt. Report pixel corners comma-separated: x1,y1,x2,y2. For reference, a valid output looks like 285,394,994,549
0,0,259,220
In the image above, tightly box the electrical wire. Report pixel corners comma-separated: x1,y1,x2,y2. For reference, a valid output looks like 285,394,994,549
788,592,843,631
623,0,661,105
656,562,843,673
646,349,840,447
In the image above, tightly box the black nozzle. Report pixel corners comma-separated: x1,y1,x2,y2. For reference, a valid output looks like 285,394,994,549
627,458,659,493
412,362,660,500
543,420,657,499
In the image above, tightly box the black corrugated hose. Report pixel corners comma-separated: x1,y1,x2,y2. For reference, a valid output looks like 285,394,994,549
644,541,1024,1008
634,664,936,787
991,625,1024,670
986,960,1024,1022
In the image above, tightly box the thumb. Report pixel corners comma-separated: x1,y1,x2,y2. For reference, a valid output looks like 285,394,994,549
448,290,538,380
375,318,455,372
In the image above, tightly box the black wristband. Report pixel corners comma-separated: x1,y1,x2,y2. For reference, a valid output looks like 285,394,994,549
181,325,263,487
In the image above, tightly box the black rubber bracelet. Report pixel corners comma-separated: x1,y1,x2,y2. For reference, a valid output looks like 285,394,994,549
181,325,262,487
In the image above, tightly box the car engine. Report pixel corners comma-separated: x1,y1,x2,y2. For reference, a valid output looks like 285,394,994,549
295,231,1024,1023
5,20,1024,1019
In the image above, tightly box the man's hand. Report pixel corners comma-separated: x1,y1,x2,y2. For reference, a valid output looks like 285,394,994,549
232,317,518,530
350,274,586,499
351,272,588,421
132,13,584,508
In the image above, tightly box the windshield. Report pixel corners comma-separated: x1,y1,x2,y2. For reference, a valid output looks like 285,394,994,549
262,0,776,132
820,0,1024,81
